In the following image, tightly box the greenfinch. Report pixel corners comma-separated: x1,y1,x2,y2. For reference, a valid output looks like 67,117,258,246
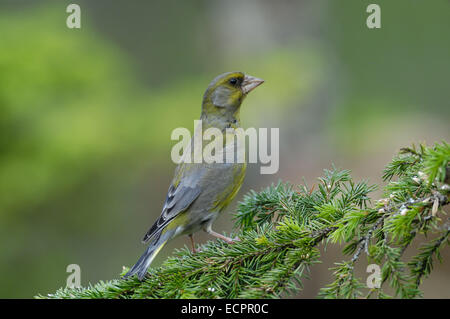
124,72,264,280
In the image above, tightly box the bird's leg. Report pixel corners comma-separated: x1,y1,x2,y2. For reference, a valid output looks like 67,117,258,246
188,234,198,253
208,230,234,244
205,227,239,244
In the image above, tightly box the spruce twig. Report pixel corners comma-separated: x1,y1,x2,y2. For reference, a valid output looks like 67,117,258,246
38,141,449,299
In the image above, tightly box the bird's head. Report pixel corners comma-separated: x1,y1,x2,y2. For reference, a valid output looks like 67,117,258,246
201,72,264,120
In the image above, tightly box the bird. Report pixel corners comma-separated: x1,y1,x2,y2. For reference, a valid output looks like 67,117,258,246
124,71,264,280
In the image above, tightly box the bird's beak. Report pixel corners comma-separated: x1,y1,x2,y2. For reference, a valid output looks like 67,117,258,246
241,75,264,95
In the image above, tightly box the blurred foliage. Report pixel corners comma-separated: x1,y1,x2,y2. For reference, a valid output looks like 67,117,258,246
326,0,450,154
0,3,322,297
0,0,449,298
0,6,322,216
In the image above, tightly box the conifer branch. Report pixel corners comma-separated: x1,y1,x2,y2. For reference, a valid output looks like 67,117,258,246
38,141,449,299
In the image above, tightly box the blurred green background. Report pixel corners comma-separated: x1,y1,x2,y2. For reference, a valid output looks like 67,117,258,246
0,0,449,298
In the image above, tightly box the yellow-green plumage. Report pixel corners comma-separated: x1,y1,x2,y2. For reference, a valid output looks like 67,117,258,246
124,72,264,280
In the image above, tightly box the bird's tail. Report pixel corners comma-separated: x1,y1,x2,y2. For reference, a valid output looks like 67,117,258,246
123,230,174,280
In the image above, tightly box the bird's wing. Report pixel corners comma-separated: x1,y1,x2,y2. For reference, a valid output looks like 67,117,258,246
141,163,203,244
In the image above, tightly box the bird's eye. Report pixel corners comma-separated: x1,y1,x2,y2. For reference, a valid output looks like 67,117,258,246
229,78,238,86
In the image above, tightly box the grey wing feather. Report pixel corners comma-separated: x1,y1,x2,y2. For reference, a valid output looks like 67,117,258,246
141,183,201,243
